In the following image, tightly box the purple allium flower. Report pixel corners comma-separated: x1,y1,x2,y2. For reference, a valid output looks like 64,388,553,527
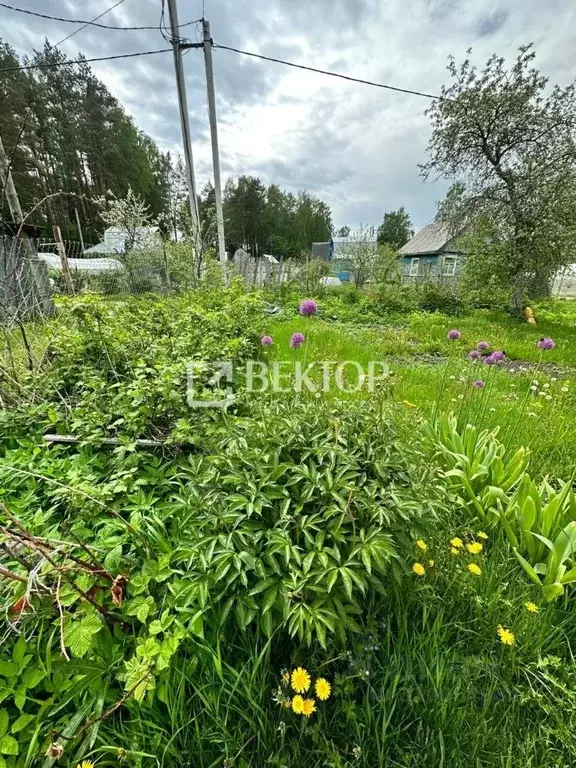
484,354,496,366
299,298,318,316
538,337,555,350
290,332,305,349
468,350,481,361
477,341,489,352
473,379,485,389
491,351,505,362
261,335,273,347
447,329,461,341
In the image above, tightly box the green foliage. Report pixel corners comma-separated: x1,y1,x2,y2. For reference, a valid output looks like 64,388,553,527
377,207,414,249
3,286,576,766
415,280,464,313
223,177,332,257
502,474,576,602
423,45,576,306
1,286,264,440
424,413,529,522
172,400,438,646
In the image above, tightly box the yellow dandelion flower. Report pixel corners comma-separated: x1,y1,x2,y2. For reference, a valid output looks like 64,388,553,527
467,542,483,555
497,625,515,646
450,547,460,556
291,695,305,714
416,539,428,552
450,537,463,549
79,763,95,768
525,601,539,614
477,531,488,540
412,562,425,576
291,667,311,693
282,671,290,684
428,559,435,568
467,563,482,576
302,698,317,717
315,677,331,701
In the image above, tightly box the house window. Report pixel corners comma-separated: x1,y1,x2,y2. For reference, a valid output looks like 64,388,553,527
409,258,419,277
443,256,456,276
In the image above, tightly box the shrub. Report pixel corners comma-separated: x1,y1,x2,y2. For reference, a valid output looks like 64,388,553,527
172,399,440,646
416,280,464,313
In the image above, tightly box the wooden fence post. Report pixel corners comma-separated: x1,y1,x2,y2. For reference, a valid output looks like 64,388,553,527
53,225,75,294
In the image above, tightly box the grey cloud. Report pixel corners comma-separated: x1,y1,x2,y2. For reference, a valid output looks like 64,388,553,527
2,0,575,230
475,10,509,38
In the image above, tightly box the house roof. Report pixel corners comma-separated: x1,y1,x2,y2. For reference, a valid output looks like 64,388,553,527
399,221,460,256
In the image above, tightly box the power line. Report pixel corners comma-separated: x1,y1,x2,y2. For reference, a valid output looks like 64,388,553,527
212,43,446,101
0,2,201,31
55,0,127,46
0,49,171,75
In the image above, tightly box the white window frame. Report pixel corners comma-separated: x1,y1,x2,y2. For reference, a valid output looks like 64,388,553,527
442,256,457,276
409,257,419,277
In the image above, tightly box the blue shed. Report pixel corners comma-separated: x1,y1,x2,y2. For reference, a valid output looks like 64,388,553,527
399,222,465,280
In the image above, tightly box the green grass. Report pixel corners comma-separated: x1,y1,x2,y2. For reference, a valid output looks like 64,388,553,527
265,306,576,477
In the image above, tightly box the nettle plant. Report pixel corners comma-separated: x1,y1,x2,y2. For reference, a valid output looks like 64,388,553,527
171,400,440,646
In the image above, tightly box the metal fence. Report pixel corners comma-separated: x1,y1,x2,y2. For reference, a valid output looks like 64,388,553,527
0,236,54,325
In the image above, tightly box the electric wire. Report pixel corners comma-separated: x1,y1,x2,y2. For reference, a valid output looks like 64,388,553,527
213,43,447,101
0,2,200,31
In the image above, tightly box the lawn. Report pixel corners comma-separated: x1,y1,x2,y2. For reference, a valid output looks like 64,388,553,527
265,302,576,477
1,287,576,767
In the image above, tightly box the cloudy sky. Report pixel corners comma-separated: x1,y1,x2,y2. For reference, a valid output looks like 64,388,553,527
2,0,576,230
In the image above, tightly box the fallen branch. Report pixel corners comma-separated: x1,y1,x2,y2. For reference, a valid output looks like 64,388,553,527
43,433,165,448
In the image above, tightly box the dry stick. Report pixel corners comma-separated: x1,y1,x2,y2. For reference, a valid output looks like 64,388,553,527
57,669,153,740
59,520,110,576
2,529,111,580
2,510,113,579
0,565,27,584
55,575,70,662
43,433,164,448
0,539,35,571
18,540,110,620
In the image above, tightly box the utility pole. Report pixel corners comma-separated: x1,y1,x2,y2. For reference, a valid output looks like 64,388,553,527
202,19,226,265
166,0,202,257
